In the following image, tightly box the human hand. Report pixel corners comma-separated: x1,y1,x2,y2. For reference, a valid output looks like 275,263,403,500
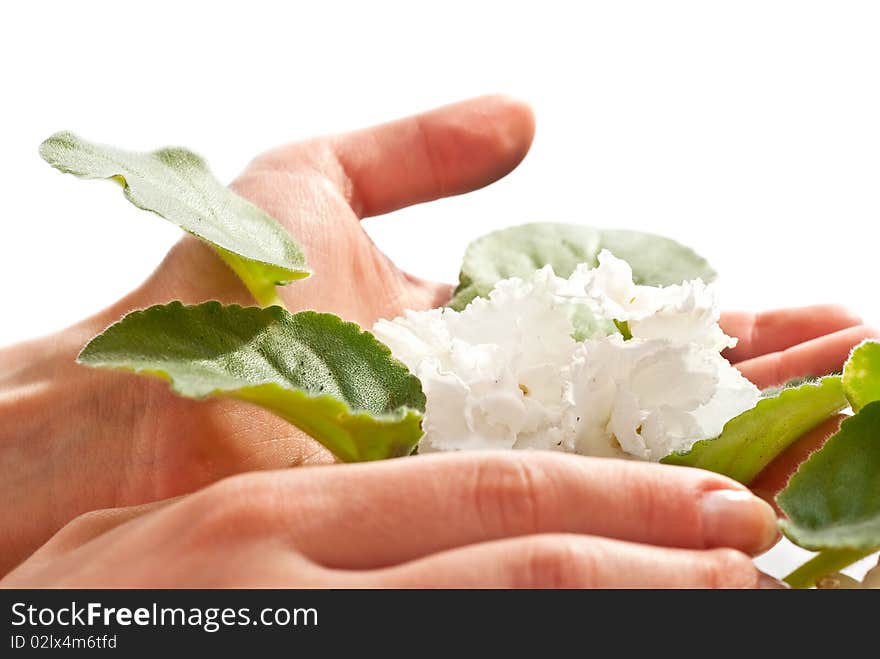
1,93,872,578
0,96,535,573
721,306,877,389
718,309,876,507
0,452,785,588
146,94,535,326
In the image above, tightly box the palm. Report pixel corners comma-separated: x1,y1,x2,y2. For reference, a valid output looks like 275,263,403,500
231,165,450,327
97,96,534,504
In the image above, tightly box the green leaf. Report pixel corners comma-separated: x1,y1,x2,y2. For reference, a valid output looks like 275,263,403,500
778,401,880,552
39,131,309,306
760,375,835,399
447,222,716,311
78,302,425,462
661,376,848,484
843,340,880,412
598,228,717,287
568,304,615,342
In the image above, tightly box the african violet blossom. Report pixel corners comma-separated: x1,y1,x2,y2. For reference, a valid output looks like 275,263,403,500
372,250,760,461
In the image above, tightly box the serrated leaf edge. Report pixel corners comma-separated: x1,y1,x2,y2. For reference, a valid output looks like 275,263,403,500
843,339,880,413
777,404,880,551
78,301,423,415
662,375,847,478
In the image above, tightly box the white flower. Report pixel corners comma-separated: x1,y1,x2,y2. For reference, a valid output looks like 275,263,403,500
374,267,577,453
579,251,666,322
373,251,760,461
629,279,737,352
568,335,758,461
570,250,736,351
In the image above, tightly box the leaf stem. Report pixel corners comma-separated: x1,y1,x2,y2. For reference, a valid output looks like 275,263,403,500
260,288,288,311
613,319,633,341
783,547,877,589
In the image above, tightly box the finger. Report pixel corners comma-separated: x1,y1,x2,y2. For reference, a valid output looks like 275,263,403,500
21,497,182,559
735,324,879,388
722,306,863,363
750,414,846,513
235,451,778,570
254,94,536,218
354,534,778,588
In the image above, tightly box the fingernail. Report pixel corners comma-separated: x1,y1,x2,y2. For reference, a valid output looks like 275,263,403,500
758,572,790,589
700,490,780,554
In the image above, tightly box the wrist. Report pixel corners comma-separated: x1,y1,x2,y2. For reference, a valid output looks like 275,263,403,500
0,236,340,575
0,306,137,574
0,247,332,575
0,248,222,574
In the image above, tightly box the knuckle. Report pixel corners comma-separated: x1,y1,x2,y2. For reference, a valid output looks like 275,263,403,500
468,453,556,535
240,146,304,177
59,507,122,541
765,351,784,385
67,507,112,531
49,501,171,554
622,470,669,540
700,548,758,588
188,473,280,541
620,465,709,547
515,536,598,588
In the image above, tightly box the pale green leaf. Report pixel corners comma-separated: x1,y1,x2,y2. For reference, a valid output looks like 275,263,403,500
39,131,309,306
78,302,425,462
598,228,716,287
568,304,615,342
843,340,880,412
778,401,880,551
447,222,715,311
661,377,848,484
760,375,832,399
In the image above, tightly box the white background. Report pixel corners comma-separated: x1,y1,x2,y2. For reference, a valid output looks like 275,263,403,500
2,1,878,581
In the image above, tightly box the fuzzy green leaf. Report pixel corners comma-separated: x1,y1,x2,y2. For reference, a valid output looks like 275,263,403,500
447,222,715,311
39,132,309,305
843,340,880,412
661,377,848,484
78,302,425,462
778,402,880,551
760,375,833,399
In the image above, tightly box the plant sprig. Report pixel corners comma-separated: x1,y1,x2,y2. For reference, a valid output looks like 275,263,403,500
40,131,309,306
79,302,426,462
43,132,423,462
666,340,880,587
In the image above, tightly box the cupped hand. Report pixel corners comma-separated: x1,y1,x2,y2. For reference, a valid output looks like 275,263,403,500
722,306,876,389
0,96,535,573
1,452,784,588
2,94,874,577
